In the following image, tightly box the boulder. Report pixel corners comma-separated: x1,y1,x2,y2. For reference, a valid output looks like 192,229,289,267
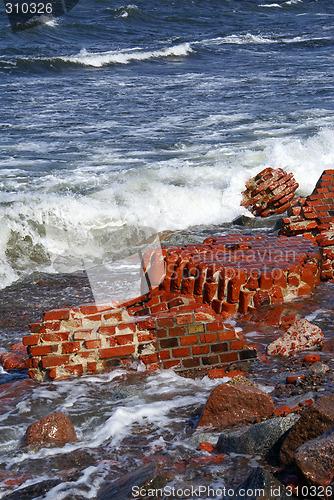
294,426,334,489
267,319,323,357
197,383,274,429
322,338,334,353
225,467,298,499
279,394,334,466
217,413,299,457
24,412,77,446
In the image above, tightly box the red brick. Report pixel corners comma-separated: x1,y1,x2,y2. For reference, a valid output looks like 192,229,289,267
84,340,101,349
42,355,70,368
27,369,36,379
140,353,159,365
163,360,180,369
210,343,228,353
157,317,174,327
44,321,61,332
180,335,198,346
136,318,156,330
116,323,136,333
181,276,195,295
206,321,225,332
104,311,123,322
87,361,97,372
30,345,52,357
200,333,218,343
99,345,135,358
172,347,190,358
201,355,219,365
159,350,171,360
43,308,70,321
116,334,134,345
168,298,184,309
77,351,96,359
73,330,94,340
99,325,116,335
175,314,193,325
159,338,179,349
230,340,246,350
182,358,201,369
25,358,39,368
62,342,81,354
41,332,70,342
64,364,84,376
192,345,210,355
222,303,238,315
259,272,274,290
169,326,186,336
22,335,40,346
137,332,155,343
203,281,218,303
218,330,236,341
30,323,45,333
220,352,238,363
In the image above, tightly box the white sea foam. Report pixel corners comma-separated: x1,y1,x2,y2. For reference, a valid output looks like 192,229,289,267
1,127,334,290
59,43,193,67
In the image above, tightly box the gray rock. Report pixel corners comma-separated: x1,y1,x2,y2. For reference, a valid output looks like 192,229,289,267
224,467,297,500
217,414,299,457
186,432,219,449
97,464,163,500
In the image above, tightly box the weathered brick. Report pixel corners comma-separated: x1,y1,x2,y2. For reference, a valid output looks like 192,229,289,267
99,345,135,358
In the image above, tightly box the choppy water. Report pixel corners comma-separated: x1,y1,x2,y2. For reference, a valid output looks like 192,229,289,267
1,0,334,498
1,0,334,289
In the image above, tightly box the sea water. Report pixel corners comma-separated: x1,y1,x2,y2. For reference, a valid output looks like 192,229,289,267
1,0,334,497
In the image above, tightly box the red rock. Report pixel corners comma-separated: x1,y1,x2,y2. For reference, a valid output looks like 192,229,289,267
322,338,334,353
24,412,77,446
199,442,215,453
286,374,305,384
279,393,334,466
207,368,245,379
267,319,323,357
294,426,334,490
197,383,274,429
304,353,320,363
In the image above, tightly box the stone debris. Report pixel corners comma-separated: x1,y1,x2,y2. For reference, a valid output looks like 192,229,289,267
241,167,299,217
279,393,334,466
266,318,323,357
294,426,334,489
24,412,77,446
197,382,274,429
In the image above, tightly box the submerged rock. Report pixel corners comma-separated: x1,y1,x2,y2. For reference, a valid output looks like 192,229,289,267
217,413,299,457
294,425,334,489
24,412,77,446
97,464,164,500
279,393,334,466
225,466,297,499
197,383,274,429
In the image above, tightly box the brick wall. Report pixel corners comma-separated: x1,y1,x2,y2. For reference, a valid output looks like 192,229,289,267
24,233,321,381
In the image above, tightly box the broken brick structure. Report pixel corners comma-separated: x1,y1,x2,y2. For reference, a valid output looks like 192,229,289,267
24,234,321,381
280,169,334,281
19,170,333,381
240,167,299,217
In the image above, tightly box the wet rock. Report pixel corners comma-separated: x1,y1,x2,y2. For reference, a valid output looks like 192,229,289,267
267,319,323,357
187,432,219,449
197,383,274,429
217,414,299,457
322,338,334,353
308,362,329,374
279,393,334,466
97,464,164,500
294,426,334,488
225,466,298,499
3,479,62,499
240,167,298,218
24,412,77,446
